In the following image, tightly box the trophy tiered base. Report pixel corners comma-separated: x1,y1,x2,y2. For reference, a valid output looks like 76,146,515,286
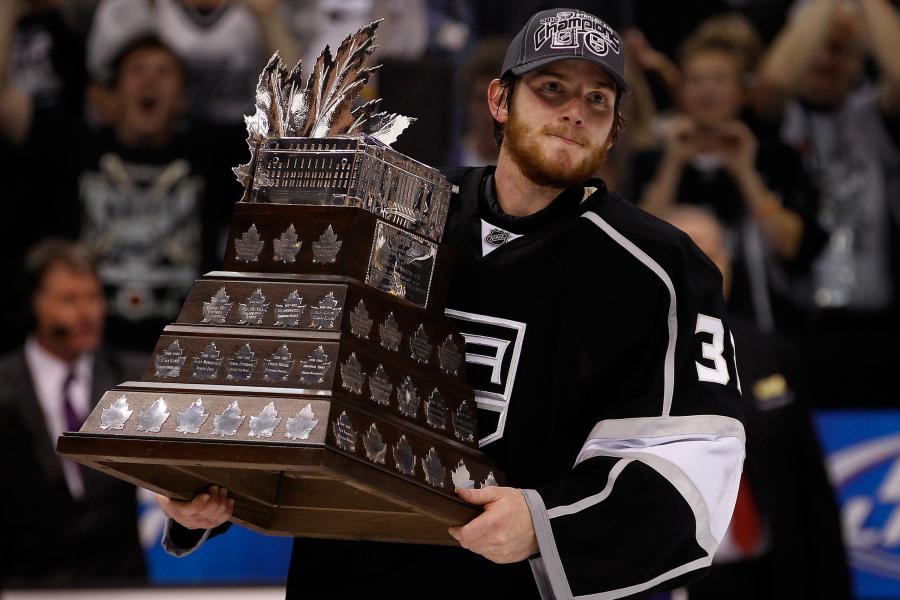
57,391,490,544
58,254,502,545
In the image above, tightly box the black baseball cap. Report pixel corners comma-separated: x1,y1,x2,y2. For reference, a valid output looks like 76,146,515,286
501,8,630,93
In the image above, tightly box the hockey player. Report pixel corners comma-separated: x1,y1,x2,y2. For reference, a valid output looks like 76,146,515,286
160,8,745,599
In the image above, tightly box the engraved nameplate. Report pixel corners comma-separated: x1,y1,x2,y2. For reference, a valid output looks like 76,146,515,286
264,345,294,382
332,411,356,452
366,221,437,307
369,365,393,406
422,448,445,488
409,324,431,365
397,376,419,418
379,313,401,351
340,353,364,394
310,292,341,329
349,300,373,339
273,224,302,263
299,346,332,385
275,290,306,327
312,225,342,264
155,341,186,378
425,389,447,430
202,288,232,324
235,224,264,262
191,342,223,380
363,423,387,464
438,336,463,376
393,435,416,476
453,399,476,443
238,289,269,325
227,344,257,381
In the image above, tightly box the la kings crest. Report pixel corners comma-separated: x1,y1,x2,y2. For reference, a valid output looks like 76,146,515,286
444,309,526,446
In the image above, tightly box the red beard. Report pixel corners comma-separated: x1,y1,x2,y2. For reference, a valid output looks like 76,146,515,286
504,108,610,188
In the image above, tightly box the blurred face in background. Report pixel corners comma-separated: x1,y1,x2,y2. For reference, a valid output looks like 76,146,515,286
679,51,745,129
667,209,733,299
799,10,863,108
33,263,106,362
113,46,186,146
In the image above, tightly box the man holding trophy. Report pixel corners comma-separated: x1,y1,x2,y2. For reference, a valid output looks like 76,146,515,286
155,7,745,599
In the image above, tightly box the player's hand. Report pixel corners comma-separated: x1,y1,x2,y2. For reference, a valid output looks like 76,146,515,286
448,486,538,564
156,485,234,530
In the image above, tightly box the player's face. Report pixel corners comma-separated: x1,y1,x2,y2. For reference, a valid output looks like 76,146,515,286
504,59,616,187
114,47,185,142
33,264,106,359
679,51,744,128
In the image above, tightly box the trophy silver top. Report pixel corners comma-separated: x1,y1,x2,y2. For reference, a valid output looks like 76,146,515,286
234,21,452,242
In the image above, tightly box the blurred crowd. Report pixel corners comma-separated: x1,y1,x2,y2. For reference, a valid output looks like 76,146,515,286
0,0,898,596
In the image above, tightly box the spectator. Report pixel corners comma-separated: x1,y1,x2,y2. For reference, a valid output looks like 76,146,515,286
662,205,852,600
449,36,507,167
755,0,900,407
0,17,242,351
87,0,300,125
631,16,825,332
0,239,146,587
9,0,87,114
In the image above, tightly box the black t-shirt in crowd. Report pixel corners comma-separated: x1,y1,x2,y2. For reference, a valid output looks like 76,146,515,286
629,124,826,330
18,109,244,351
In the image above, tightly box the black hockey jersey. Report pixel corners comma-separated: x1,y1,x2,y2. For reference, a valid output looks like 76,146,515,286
438,166,745,599
164,166,745,600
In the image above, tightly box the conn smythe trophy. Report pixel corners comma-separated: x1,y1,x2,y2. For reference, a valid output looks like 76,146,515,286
57,22,503,545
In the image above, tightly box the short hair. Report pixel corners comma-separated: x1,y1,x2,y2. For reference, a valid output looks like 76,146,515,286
24,239,100,300
678,13,764,76
108,34,187,88
491,74,625,148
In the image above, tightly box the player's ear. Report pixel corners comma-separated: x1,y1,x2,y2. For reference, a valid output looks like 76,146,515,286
488,79,509,125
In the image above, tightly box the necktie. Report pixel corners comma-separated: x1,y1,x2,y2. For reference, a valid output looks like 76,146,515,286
61,369,86,497
62,370,84,432
731,473,763,557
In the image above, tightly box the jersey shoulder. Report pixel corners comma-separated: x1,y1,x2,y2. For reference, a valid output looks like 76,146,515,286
576,190,724,294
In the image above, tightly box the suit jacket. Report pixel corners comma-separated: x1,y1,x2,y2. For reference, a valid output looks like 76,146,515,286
0,346,148,587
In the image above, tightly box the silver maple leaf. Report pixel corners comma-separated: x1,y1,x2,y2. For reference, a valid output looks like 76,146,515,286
176,399,209,434
451,459,475,490
100,395,133,430
213,401,246,436
249,402,282,438
285,404,318,440
137,398,170,433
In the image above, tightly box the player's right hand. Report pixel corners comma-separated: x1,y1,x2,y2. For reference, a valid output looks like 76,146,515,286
156,485,234,530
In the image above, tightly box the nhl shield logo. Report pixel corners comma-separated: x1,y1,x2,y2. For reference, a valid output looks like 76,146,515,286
444,309,526,447
484,228,511,247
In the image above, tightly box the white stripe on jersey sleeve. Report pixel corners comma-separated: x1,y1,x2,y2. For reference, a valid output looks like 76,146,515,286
581,212,678,416
161,518,212,558
523,414,745,600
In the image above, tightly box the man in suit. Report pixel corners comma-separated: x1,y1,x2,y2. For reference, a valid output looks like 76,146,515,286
0,239,147,587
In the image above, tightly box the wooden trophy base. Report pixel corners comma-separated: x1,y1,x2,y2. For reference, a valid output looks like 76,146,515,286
57,388,496,545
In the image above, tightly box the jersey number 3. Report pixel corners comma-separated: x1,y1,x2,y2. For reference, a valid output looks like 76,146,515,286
694,314,740,389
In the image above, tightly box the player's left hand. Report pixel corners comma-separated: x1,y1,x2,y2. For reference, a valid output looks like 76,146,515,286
448,486,538,563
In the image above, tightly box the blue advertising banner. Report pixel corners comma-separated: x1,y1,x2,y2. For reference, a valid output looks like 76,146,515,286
816,411,900,600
